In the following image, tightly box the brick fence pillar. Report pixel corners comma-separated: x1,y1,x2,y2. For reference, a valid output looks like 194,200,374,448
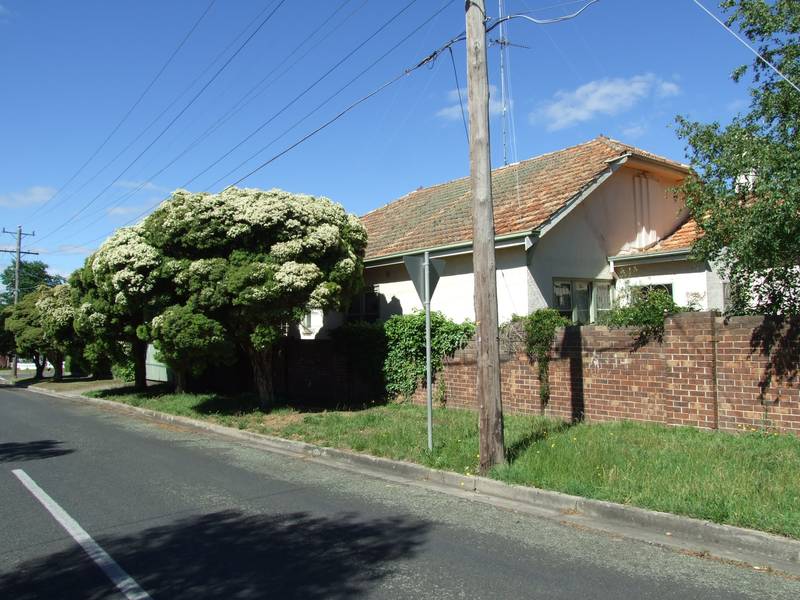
663,312,718,429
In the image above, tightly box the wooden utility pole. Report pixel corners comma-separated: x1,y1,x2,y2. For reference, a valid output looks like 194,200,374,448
2,226,38,378
466,0,505,472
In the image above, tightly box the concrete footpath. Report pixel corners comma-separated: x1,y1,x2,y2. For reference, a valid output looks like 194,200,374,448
23,384,800,578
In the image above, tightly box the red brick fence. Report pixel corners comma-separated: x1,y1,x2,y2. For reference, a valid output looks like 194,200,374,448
413,312,800,435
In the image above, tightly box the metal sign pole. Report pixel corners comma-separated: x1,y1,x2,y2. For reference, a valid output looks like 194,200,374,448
424,251,433,451
403,252,445,453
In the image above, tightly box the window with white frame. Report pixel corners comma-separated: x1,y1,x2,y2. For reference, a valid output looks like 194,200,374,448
553,279,614,324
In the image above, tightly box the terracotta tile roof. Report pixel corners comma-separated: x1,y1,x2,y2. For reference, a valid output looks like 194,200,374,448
643,216,702,253
361,136,688,261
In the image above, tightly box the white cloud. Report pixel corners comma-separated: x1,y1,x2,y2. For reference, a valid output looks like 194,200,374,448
0,186,56,207
531,74,681,131
436,85,504,121
621,123,647,139
113,180,169,193
657,81,680,98
107,205,142,216
107,196,162,217
55,244,96,255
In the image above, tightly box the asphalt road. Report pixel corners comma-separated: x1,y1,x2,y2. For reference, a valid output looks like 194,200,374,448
1,387,799,599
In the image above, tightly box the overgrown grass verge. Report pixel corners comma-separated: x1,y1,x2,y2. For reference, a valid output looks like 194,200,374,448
88,386,800,539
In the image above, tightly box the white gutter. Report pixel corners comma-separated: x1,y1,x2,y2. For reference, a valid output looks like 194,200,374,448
608,248,692,266
364,232,536,268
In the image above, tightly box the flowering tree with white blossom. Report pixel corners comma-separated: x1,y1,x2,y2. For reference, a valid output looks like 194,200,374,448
72,226,169,389
142,187,366,409
36,284,77,381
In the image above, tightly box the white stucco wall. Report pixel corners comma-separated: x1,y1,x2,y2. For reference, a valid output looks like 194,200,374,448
297,308,344,340
529,166,691,311
615,261,725,311
364,246,529,324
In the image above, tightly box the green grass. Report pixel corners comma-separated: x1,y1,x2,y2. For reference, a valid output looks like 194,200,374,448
88,386,800,539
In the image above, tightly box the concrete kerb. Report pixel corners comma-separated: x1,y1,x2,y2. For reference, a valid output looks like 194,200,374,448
21,384,800,576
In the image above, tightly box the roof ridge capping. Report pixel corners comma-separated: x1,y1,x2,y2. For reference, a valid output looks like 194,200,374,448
598,135,690,172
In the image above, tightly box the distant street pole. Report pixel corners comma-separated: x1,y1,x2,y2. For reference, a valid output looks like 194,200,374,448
466,0,505,472
2,226,37,378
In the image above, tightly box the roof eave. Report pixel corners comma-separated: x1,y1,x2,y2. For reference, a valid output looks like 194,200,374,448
364,230,537,268
609,248,693,266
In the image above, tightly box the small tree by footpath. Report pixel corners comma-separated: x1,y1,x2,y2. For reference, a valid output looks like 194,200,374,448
142,188,367,410
4,287,49,378
35,284,76,381
72,227,167,390
151,305,233,393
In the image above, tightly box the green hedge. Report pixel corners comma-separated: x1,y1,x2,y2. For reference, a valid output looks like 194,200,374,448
336,312,474,401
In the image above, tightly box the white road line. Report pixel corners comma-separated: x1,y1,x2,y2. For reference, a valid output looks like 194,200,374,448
12,468,152,600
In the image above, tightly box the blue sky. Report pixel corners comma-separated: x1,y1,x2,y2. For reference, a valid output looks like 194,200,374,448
0,0,756,278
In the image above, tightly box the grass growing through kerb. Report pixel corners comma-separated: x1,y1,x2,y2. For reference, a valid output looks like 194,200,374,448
88,386,800,538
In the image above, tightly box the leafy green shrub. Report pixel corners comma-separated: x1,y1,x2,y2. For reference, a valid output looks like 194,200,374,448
111,357,136,382
599,288,689,346
151,305,235,392
383,312,474,399
517,309,570,405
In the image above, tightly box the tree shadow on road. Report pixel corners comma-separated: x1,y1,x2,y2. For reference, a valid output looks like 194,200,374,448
0,509,430,600
0,440,74,463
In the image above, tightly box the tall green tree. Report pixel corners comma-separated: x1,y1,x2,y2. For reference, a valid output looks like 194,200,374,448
72,227,167,389
142,188,367,410
0,312,14,359
4,287,50,378
676,0,800,314
0,260,65,306
36,284,77,381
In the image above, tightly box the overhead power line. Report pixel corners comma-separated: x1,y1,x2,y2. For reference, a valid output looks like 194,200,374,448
486,0,599,32
204,0,457,191
60,0,455,240
447,46,469,143
46,0,603,255
58,31,469,252
40,0,288,224
61,0,369,236
36,0,288,245
27,0,217,220
180,0,423,190
690,0,800,94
